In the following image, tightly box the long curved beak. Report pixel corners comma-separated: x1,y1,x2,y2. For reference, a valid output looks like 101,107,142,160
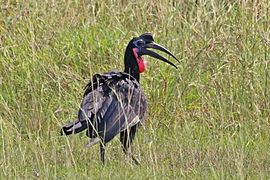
138,42,179,68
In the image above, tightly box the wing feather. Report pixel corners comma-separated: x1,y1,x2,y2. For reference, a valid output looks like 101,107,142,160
76,72,147,143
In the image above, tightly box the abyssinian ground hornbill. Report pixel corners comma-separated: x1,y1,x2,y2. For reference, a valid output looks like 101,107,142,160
61,33,179,164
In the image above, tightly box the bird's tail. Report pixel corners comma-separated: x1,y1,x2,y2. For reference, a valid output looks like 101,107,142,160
61,119,88,135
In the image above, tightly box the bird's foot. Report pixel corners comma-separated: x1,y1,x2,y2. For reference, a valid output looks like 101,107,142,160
131,154,141,165
125,152,141,166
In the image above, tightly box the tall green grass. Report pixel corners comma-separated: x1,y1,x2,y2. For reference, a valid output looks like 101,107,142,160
0,0,269,179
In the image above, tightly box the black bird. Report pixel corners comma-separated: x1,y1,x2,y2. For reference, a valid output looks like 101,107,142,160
61,33,179,164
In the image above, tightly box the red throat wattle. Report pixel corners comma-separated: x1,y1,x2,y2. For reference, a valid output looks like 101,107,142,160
133,48,146,73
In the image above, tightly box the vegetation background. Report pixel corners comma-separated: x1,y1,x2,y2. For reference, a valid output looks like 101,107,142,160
0,0,269,179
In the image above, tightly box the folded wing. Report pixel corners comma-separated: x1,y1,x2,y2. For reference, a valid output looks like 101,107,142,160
78,72,147,143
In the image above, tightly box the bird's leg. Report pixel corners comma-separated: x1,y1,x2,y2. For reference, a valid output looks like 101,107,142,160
100,142,105,165
120,125,140,165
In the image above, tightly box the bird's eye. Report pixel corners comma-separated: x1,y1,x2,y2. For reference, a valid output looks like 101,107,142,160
135,40,145,47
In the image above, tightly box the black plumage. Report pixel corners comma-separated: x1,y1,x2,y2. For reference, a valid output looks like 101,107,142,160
61,33,179,164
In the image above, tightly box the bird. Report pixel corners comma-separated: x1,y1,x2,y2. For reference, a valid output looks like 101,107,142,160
60,32,179,164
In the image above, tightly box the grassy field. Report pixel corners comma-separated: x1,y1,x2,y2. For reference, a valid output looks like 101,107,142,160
0,0,270,179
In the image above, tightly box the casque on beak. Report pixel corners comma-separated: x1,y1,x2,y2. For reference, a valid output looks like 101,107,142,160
137,42,179,68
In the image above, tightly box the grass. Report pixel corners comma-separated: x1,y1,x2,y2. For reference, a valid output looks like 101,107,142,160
0,0,269,179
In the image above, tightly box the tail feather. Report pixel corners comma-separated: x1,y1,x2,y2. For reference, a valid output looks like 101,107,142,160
61,119,88,135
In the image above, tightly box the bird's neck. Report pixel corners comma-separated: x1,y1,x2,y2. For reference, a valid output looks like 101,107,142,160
124,50,140,82
124,67,140,82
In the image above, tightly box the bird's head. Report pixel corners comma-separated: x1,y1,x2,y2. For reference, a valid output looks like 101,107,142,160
124,33,179,80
